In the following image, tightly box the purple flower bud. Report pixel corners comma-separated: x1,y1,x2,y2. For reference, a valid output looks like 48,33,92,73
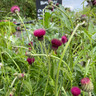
61,35,67,44
28,42,33,46
51,39,62,50
27,57,35,65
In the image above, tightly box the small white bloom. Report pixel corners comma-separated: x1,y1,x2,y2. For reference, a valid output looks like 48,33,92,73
0,63,3,69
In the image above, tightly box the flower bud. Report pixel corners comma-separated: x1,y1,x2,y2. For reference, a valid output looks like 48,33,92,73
9,92,14,96
25,52,32,57
17,73,25,79
81,77,93,92
48,0,53,5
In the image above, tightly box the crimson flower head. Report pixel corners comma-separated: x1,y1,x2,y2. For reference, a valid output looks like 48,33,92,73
27,57,35,65
61,35,67,44
34,29,46,41
51,39,62,50
11,5,20,13
71,87,81,96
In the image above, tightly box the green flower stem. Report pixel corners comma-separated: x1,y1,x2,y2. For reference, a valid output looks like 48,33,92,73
39,41,43,54
43,6,49,27
1,51,21,72
43,56,51,96
12,46,28,50
10,76,17,88
88,92,91,96
30,53,71,74
13,46,35,54
43,37,48,54
16,11,36,54
53,5,73,29
55,21,85,96
16,12,29,40
73,43,82,54
1,54,5,80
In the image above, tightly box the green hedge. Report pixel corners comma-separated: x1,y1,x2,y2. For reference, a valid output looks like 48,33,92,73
0,0,36,19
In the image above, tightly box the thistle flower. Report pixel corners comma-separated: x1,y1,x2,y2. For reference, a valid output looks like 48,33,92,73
11,5,20,13
28,42,33,46
56,3,59,6
48,0,53,5
51,39,62,50
27,57,35,65
92,0,96,5
9,92,14,96
81,15,87,21
14,73,25,79
33,29,46,41
81,15,88,27
29,47,32,51
71,87,81,96
16,26,21,31
48,6,54,11
81,77,93,92
17,73,25,79
61,35,67,44
9,88,16,96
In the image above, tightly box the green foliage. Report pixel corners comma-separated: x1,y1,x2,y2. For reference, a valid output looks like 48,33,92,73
0,1,96,96
0,0,36,19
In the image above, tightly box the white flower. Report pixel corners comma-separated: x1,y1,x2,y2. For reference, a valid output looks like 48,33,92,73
0,63,3,69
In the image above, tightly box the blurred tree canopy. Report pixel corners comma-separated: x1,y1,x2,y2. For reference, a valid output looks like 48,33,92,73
0,0,36,19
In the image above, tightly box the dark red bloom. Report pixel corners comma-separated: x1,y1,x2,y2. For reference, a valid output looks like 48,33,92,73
48,6,54,11
71,87,81,96
81,77,90,84
61,35,67,44
51,39,62,50
28,42,33,46
27,57,35,64
92,0,96,5
34,29,46,41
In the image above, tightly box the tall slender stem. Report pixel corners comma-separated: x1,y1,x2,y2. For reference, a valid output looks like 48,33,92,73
55,21,85,96
88,92,91,96
43,55,51,96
